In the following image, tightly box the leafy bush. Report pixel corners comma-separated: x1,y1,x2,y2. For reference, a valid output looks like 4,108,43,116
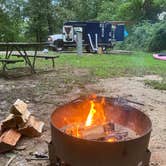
115,21,166,52
148,21,166,51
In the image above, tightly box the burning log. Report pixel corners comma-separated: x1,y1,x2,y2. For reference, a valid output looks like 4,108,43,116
61,121,138,142
61,122,115,140
99,131,128,142
81,123,114,140
81,125,107,140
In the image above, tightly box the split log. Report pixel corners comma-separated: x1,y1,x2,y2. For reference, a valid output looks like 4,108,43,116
15,113,30,125
81,125,106,140
1,112,30,132
1,114,17,131
61,122,114,140
10,99,30,117
0,123,2,136
0,129,21,153
18,116,44,137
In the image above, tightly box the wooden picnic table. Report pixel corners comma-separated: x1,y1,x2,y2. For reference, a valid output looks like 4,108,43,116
0,42,52,73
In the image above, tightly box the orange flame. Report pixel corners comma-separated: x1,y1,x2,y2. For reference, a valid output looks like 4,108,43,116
85,101,96,127
107,137,117,142
62,96,110,140
85,97,106,127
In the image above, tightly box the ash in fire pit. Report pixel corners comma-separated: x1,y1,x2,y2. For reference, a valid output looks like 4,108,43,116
49,96,152,166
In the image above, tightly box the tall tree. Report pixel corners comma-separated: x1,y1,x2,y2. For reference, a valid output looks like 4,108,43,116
0,0,25,41
25,0,55,42
53,0,102,32
97,0,160,22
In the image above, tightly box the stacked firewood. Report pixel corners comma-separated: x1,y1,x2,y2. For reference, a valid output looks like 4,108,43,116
0,99,44,153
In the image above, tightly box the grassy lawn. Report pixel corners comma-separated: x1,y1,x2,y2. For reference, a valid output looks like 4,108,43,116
0,51,165,89
56,52,166,78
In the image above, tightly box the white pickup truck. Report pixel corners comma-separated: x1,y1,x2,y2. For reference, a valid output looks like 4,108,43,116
47,34,64,51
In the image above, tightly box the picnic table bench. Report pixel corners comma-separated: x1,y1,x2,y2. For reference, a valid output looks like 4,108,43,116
0,58,24,72
12,54,59,68
0,42,59,73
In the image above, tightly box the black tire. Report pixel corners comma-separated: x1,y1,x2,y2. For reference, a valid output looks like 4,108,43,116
54,39,64,51
85,45,91,53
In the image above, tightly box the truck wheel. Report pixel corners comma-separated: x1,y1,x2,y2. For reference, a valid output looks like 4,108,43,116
54,40,64,51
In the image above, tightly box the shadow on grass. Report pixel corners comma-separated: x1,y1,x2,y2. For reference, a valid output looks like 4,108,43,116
0,67,57,80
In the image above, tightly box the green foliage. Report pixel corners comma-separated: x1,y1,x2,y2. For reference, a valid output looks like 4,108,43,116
0,0,25,41
116,21,166,52
97,0,159,22
0,0,165,43
54,0,101,31
148,21,166,51
0,9,14,41
24,0,55,42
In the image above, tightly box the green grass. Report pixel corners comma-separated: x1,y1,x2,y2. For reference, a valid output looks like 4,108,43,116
0,51,166,89
55,52,166,78
0,51,166,78
145,80,166,90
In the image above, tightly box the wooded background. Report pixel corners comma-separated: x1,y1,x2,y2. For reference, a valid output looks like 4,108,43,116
0,0,166,51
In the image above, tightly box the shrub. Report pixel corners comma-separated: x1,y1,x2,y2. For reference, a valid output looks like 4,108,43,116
115,21,166,52
148,21,166,51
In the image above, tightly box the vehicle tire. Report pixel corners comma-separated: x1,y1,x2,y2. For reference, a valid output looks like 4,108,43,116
85,45,91,53
54,39,64,51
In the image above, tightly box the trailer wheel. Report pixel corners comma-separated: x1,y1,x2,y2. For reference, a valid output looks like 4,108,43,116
85,45,91,53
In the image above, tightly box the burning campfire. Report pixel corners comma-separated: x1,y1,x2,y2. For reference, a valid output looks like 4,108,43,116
60,96,138,142
49,96,152,166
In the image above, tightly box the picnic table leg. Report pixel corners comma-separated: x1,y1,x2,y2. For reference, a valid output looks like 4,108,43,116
2,61,7,73
5,45,9,59
52,58,55,68
15,46,36,73
3,45,9,71
14,46,35,73
32,49,37,69
16,48,28,64
23,49,35,73
3,46,13,71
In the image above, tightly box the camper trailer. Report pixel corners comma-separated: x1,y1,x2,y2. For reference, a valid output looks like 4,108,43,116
48,21,126,52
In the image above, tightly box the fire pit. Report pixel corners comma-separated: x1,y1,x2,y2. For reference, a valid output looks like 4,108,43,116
49,96,152,166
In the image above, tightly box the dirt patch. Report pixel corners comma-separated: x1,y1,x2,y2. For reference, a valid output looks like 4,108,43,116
0,70,165,165
87,75,166,166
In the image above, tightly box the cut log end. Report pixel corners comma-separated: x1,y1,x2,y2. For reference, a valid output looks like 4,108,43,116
10,99,30,116
0,129,21,153
19,116,44,137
